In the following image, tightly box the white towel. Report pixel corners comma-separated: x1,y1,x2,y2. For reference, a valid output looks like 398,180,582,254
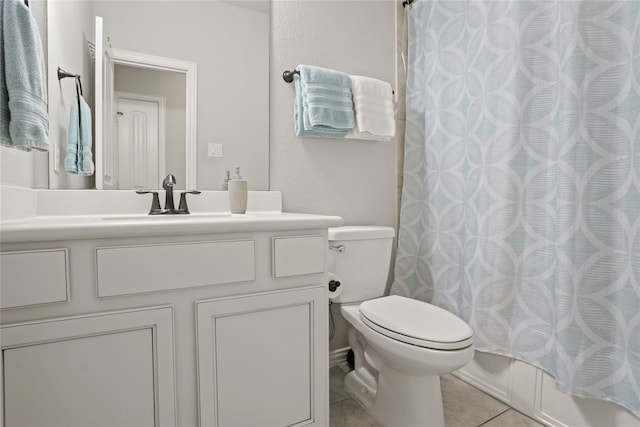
345,75,395,141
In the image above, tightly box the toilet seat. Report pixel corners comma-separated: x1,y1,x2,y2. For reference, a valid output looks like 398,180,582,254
359,295,473,351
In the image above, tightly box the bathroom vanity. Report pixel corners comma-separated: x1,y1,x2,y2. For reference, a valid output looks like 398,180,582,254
0,187,342,427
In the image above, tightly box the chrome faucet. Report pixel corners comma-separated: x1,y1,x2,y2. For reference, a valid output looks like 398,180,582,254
136,174,201,215
162,174,177,211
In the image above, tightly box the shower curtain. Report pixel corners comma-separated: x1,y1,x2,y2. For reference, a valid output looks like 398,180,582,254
392,0,640,417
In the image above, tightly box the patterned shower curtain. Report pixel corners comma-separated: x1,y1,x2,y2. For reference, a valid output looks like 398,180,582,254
392,0,640,417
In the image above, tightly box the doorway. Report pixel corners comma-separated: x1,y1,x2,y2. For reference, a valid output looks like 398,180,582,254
115,92,166,189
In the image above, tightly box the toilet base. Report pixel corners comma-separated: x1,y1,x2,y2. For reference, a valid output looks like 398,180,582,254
344,364,445,427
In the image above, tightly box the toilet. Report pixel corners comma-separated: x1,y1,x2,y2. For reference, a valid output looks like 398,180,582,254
328,226,474,427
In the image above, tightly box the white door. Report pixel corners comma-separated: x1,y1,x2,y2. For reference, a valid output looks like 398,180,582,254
116,95,165,189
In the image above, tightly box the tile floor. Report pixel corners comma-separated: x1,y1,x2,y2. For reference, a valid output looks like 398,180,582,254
329,365,544,427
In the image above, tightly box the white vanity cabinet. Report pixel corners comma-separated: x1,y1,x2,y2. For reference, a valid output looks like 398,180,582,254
1,306,176,427
0,221,337,427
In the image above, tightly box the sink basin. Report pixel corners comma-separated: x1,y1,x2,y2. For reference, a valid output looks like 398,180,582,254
101,213,235,221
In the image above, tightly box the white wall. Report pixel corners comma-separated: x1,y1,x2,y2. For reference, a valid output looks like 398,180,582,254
270,0,397,226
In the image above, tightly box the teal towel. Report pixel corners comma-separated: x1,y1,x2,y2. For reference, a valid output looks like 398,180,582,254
65,96,94,176
294,74,350,138
294,64,354,138
0,0,49,151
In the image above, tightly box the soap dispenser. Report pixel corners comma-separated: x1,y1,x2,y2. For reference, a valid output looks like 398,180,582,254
228,167,247,214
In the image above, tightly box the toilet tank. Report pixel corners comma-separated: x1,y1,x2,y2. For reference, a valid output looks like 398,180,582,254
327,226,395,303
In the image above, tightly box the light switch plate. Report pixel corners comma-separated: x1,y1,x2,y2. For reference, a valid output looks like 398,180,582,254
208,143,223,158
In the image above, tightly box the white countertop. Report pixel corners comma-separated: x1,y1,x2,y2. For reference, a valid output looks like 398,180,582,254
0,186,343,243
0,212,344,243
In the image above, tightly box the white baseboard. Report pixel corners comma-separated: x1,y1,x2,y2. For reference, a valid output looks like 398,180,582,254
455,352,640,427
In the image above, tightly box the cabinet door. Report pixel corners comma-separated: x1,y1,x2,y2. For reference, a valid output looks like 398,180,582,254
196,286,327,427
1,305,176,427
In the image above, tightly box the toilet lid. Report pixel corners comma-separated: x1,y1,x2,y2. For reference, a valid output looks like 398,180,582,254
359,295,473,351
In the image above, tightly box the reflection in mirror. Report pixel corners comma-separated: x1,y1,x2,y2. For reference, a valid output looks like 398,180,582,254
114,66,185,190
48,1,269,190
96,47,196,190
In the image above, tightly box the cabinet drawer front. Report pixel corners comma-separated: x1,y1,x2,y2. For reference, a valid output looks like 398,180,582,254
96,240,255,297
0,249,69,309
273,235,325,277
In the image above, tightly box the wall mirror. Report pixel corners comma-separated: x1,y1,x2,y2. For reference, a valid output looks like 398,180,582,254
50,0,270,191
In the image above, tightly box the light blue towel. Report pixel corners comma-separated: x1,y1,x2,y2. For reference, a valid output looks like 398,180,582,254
294,74,350,138
65,96,94,176
0,0,49,151
294,64,354,138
